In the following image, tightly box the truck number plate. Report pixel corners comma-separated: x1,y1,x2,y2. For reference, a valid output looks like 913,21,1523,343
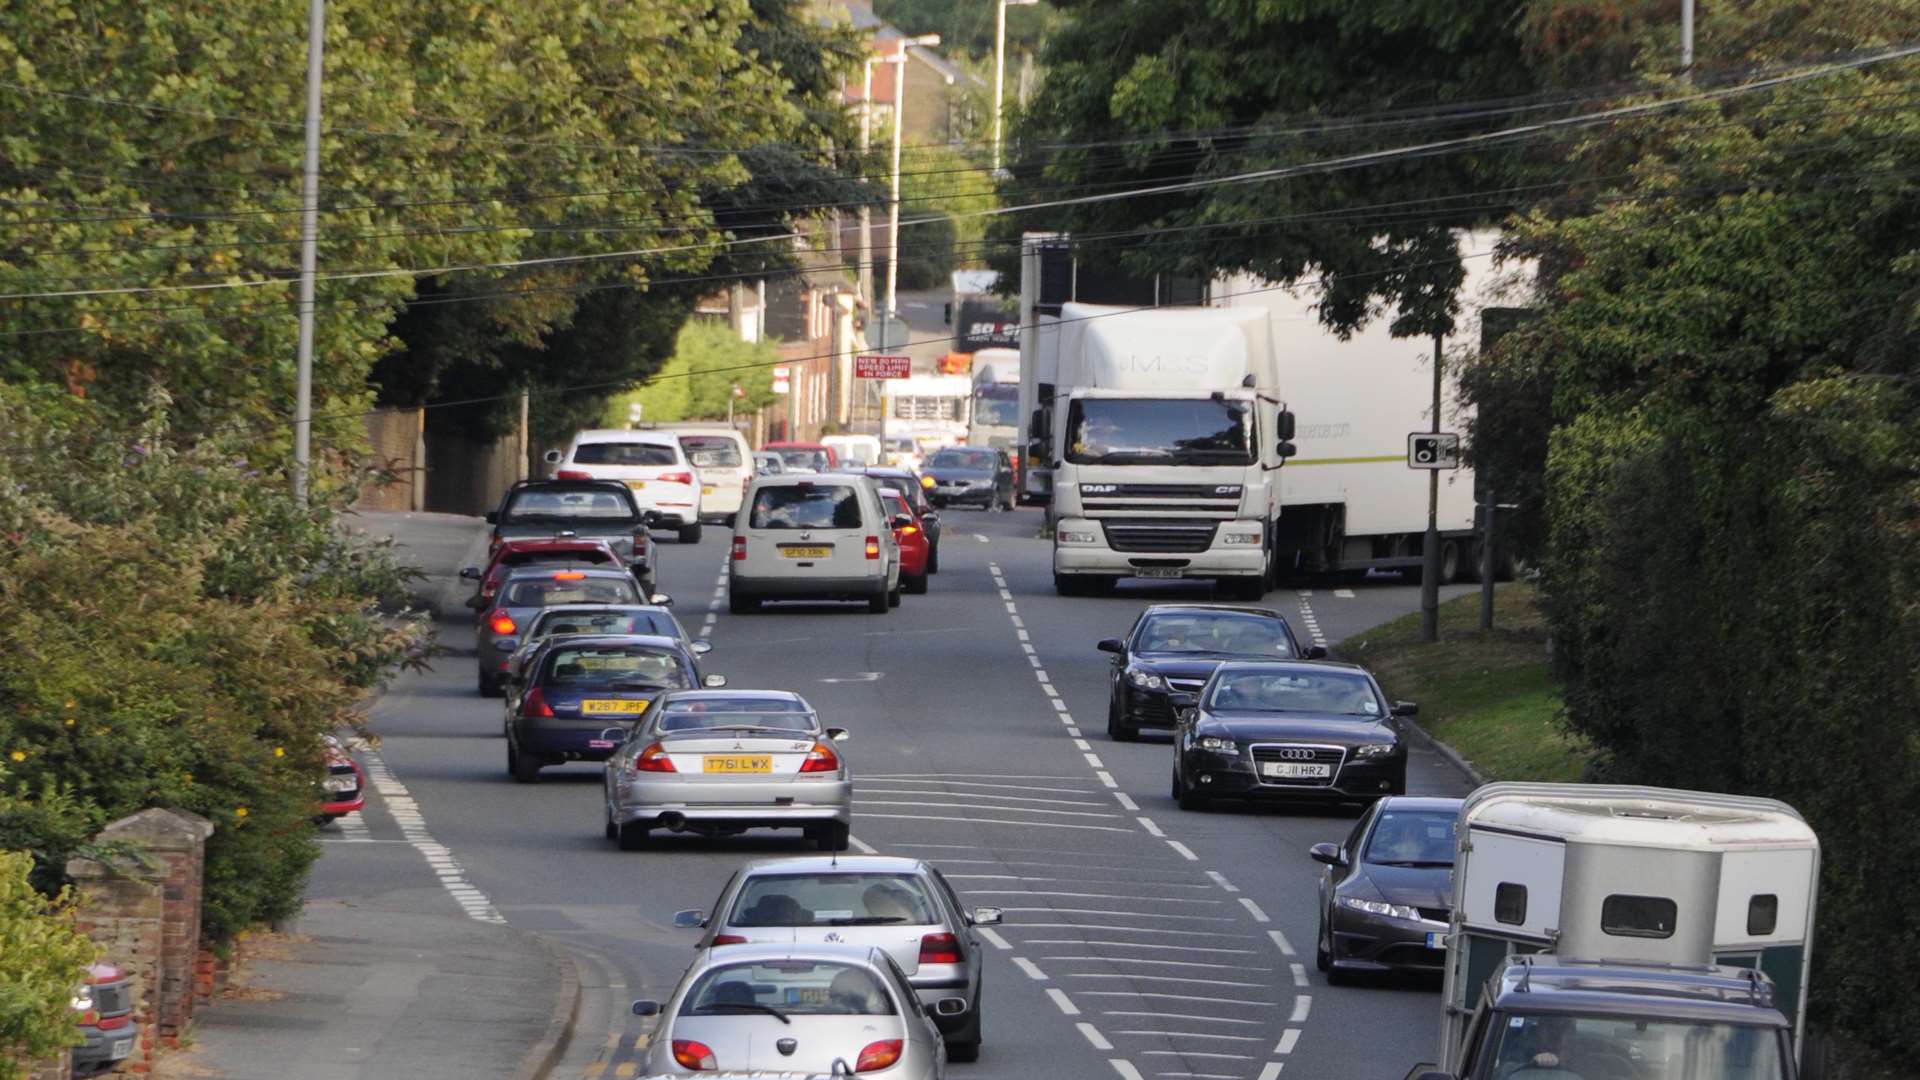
1137,567,1183,579
1261,762,1330,779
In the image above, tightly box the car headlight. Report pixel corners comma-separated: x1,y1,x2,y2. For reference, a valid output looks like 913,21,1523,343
1195,735,1237,754
1354,742,1397,759
1341,896,1421,922
1056,528,1098,545
1126,668,1166,690
1222,531,1262,546
324,776,358,793
71,990,93,1013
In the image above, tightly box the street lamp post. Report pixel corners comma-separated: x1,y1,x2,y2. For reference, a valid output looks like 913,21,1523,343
291,0,325,503
857,59,875,314
884,33,941,330
992,0,1037,175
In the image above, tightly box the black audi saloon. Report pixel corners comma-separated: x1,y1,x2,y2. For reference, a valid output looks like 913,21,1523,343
1169,660,1412,809
1097,605,1326,741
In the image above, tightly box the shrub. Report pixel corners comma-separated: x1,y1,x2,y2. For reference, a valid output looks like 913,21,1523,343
0,850,95,1076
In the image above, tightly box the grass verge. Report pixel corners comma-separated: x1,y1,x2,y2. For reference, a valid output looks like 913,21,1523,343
1338,583,1591,782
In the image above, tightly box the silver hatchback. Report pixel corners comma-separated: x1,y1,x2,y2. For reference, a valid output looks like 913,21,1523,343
674,856,1000,1061
603,690,851,852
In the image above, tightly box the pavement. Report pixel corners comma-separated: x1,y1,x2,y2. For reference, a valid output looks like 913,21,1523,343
343,509,491,619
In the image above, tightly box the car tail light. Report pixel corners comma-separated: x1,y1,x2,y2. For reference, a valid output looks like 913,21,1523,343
660,471,694,486
798,742,839,773
488,611,517,635
94,1013,130,1031
672,1039,717,1071
555,469,592,480
75,1009,99,1027
864,536,880,560
918,932,961,964
855,1040,903,1072
634,743,676,773
520,688,555,718
710,934,747,946
731,536,746,562
552,571,585,581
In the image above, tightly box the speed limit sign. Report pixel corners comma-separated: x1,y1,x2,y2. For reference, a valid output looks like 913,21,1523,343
1408,432,1462,469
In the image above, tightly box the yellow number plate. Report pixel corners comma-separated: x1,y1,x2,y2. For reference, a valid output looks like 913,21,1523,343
702,485,715,495
581,699,649,715
625,480,647,490
780,546,831,559
703,755,773,773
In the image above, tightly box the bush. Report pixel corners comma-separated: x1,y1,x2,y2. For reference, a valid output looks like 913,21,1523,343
0,850,95,1075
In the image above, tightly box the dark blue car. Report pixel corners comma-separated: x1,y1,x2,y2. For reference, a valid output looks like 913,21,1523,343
506,635,724,783
923,447,1013,510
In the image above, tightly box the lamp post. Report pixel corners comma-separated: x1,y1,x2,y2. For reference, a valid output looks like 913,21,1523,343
291,0,324,502
856,59,875,314
884,33,941,329
992,0,1038,175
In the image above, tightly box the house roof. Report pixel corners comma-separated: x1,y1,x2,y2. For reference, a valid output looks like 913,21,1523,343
824,0,980,88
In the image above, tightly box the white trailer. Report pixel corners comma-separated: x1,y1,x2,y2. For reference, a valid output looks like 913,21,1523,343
1441,783,1819,1069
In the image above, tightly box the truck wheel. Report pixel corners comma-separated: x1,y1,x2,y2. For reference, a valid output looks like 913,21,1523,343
1439,540,1464,583
677,522,704,544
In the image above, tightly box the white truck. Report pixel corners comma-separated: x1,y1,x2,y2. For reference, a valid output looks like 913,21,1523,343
966,347,1021,454
1414,783,1819,1080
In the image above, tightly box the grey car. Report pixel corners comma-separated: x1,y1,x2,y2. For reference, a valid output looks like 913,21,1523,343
632,943,946,1080
1310,795,1462,982
921,448,1013,510
478,566,645,698
603,690,851,851
486,478,657,561
675,856,1000,1061
501,604,707,692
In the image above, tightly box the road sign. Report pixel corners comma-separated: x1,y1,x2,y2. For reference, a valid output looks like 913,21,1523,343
855,354,912,379
771,366,790,395
1408,432,1462,470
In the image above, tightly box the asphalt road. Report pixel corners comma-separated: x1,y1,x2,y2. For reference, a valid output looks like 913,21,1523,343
320,508,1476,1080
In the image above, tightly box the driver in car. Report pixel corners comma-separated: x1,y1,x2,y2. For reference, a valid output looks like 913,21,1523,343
1499,1016,1587,1080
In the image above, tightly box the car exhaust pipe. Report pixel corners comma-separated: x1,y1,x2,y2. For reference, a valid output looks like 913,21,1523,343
658,812,687,832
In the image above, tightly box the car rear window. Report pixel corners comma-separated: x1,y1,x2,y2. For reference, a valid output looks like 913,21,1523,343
730,873,940,927
571,442,678,466
502,575,641,607
929,449,995,469
1136,612,1295,656
679,436,743,469
502,488,639,523
750,485,863,530
542,646,686,688
502,548,616,567
681,961,894,1017
659,697,813,733
534,610,675,639
774,449,830,471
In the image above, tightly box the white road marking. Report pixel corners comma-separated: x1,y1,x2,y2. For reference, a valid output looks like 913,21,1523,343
1113,792,1139,811
1238,897,1271,923
977,927,1011,951
1275,1030,1301,1055
1111,1031,1262,1043
360,755,504,924
817,671,883,683
858,799,1121,819
1267,930,1297,956
1334,588,1355,598
1293,591,1330,647
1289,996,1311,1023
1005,602,1019,613
1047,988,1081,1016
1042,957,1272,972
1084,752,1105,769
1205,871,1239,893
1043,684,1061,698
1136,817,1164,837
965,890,1225,904
1097,771,1118,788
1024,940,1252,955
1059,713,1076,726
1052,698,1070,711
996,907,1238,921
1010,615,1024,628
866,773,1093,782
1035,669,1051,683
1068,974,1270,989
1166,840,1198,861
860,814,1137,833
1258,1064,1285,1080
1067,726,1083,737
975,534,991,543
1017,629,1030,641
953,876,1211,890
1139,1052,1256,1061
1108,1060,1145,1080
1081,992,1277,1007
848,835,878,854
999,589,1014,600
1290,963,1308,987
1077,1023,1113,1050
1010,924,1254,939
1021,643,1037,654
1073,738,1092,751
860,789,1109,807
1013,957,1048,980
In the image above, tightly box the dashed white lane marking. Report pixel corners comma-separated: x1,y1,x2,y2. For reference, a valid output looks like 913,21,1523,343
1047,988,1081,1016
1275,1029,1301,1054
360,755,504,924
1258,1064,1284,1080
1078,1023,1114,1050
1239,897,1271,923
1113,792,1139,811
1013,957,1048,981
848,834,878,854
999,589,1014,600
1005,601,1019,613
1109,1059,1145,1080
1266,929,1297,956
1334,588,1356,598
1136,817,1164,838
1166,840,1198,861
1021,643,1037,654
977,927,1012,951
1097,771,1118,789
1293,589,1329,648
1067,726,1083,737
1011,615,1024,628
1289,963,1309,987
1017,629,1030,642
1083,753,1105,769
1206,871,1240,893
1289,996,1312,1023
1073,738,1092,751
975,534,991,543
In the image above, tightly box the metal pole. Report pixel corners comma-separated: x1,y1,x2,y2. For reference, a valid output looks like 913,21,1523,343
1479,487,1496,631
1681,0,1695,80
992,0,1007,174
1419,334,1442,643
291,0,325,503
857,59,875,315
885,49,906,327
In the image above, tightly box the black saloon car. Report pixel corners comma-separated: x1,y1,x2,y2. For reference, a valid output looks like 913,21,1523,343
1169,661,1412,809
923,447,1014,510
1310,795,1462,982
486,479,657,568
505,634,723,783
1097,605,1326,741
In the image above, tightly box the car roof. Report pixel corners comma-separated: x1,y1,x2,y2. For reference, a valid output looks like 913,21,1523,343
537,634,685,651
532,604,671,617
739,855,927,875
1491,957,1788,1026
752,472,871,487
764,441,829,450
573,429,680,446
503,478,636,497
496,537,618,553
1211,658,1367,674
659,689,808,704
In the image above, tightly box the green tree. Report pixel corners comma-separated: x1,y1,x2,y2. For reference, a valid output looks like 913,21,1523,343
607,319,781,425
0,850,94,1077
873,0,1059,61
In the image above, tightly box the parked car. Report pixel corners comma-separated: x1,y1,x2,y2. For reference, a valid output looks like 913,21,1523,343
1310,795,1463,983
502,603,703,690
1096,604,1325,741
461,536,641,620
486,479,659,570
858,466,940,573
878,487,929,595
631,944,946,1080
507,635,723,783
71,963,135,1075
547,430,705,542
762,441,838,473
729,474,900,614
602,690,849,851
921,447,1013,510
751,451,790,476
666,427,753,527
1169,660,1411,810
675,856,1000,1060
477,565,646,696
318,735,365,823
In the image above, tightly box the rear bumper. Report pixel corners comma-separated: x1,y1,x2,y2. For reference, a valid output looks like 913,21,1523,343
513,724,631,762
73,1023,135,1068
730,572,887,601
612,776,851,826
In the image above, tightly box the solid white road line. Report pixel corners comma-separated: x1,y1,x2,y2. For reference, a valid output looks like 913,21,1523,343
1139,1052,1256,1061
1047,988,1081,1016
1258,1063,1285,1080
997,907,1239,921
858,814,1137,833
1334,588,1355,598
1022,940,1252,955
1205,871,1239,893
1077,1023,1113,1050
1111,1031,1262,1043
951,876,1214,890
857,799,1122,819
848,834,878,854
964,890,1225,904
1290,963,1308,987
1066,974,1271,989
1100,1012,1263,1026
1081,992,1277,1007
1238,898,1271,923
1012,957,1048,980
861,790,1110,807
1042,957,1272,972
1009,924,1254,938
1108,1060,1145,1080
1267,929,1296,955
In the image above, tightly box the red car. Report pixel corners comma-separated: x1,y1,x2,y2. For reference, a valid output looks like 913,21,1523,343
761,441,838,472
319,735,365,821
879,487,930,595
462,537,629,619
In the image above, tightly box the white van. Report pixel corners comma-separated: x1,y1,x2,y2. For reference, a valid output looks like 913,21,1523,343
729,474,900,614
659,425,751,525
551,430,705,543
822,433,883,468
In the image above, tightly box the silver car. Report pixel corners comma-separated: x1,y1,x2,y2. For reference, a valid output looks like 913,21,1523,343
674,857,1000,1061
603,690,851,851
633,944,945,1080
478,565,645,693
502,604,708,692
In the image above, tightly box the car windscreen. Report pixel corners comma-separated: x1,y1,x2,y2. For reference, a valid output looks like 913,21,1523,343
681,961,895,1018
541,646,686,688
774,449,830,471
730,873,940,927
1207,669,1381,716
971,384,1020,426
879,491,914,520
1136,613,1295,657
679,436,743,469
501,575,641,608
749,485,862,530
571,442,678,466
1363,811,1457,866
501,488,640,524
1487,1015,1784,1080
927,449,996,470
1065,398,1254,466
532,610,676,639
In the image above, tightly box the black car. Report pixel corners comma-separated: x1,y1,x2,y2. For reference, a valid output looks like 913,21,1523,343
486,479,658,570
1310,795,1462,982
1097,605,1327,741
858,466,942,573
923,447,1013,510
1169,660,1412,809
505,634,724,783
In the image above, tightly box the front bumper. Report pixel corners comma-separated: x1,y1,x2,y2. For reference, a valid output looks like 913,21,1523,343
1178,748,1405,801
1328,903,1450,975
1116,684,1182,731
611,775,851,828
1054,519,1266,578
929,483,993,506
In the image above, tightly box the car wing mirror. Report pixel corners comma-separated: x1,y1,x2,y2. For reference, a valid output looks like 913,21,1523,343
1392,700,1419,717
892,514,915,528
631,999,661,1017
691,639,713,655
650,593,674,607
672,909,707,929
824,727,850,742
1308,842,1348,867
1096,638,1124,655
703,673,729,688
970,906,1003,926
543,449,565,465
1304,645,1329,660
459,566,482,580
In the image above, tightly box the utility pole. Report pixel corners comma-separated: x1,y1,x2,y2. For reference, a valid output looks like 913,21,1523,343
1419,334,1442,643
1681,0,1695,81
884,34,939,354
991,1,1036,174
291,0,325,503
857,59,875,314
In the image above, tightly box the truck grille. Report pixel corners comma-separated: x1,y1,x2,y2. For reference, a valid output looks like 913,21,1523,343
1102,520,1219,553
1081,484,1240,499
1249,744,1345,788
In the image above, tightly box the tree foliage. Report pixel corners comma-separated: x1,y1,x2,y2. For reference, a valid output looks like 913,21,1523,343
608,320,782,426
872,0,1060,61
0,850,93,1076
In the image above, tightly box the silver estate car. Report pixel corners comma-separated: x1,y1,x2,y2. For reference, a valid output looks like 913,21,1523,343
633,943,945,1080
674,857,1000,1061
602,690,851,852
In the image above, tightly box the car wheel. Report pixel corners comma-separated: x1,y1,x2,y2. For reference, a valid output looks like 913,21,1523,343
869,588,890,614
1316,908,1333,973
677,522,703,544
510,746,541,785
815,822,851,852
905,572,929,595
1175,766,1209,811
1107,698,1135,743
888,582,902,607
604,811,618,841
729,592,760,615
927,543,940,575
617,820,651,851
477,670,503,698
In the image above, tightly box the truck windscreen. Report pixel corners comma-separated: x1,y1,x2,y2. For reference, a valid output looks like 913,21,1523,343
972,385,1020,426
1064,399,1253,466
